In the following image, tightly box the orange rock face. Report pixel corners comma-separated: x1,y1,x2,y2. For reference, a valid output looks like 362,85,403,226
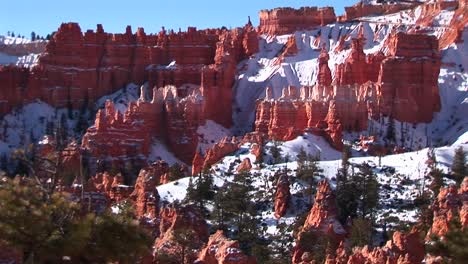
76,22,257,167
130,161,170,219
338,1,419,22
292,180,345,263
427,177,468,239
274,174,290,219
192,136,239,176
236,157,252,172
254,32,441,149
196,230,257,264
325,228,424,264
153,205,209,263
259,7,336,35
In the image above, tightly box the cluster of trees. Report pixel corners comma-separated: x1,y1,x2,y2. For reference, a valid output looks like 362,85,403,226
0,178,151,263
6,31,53,40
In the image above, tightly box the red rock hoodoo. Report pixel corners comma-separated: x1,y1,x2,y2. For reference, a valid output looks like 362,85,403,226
324,228,425,264
153,205,209,263
191,136,240,176
427,177,468,239
254,31,441,149
196,230,257,264
292,180,345,263
1,21,259,167
274,174,291,219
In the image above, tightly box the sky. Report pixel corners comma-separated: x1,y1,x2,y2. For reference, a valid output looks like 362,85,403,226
1,0,356,37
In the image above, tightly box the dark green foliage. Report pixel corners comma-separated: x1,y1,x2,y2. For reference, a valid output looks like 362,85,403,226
268,221,295,263
169,163,185,182
211,170,263,255
336,162,379,224
297,230,333,263
415,191,433,233
296,151,322,204
30,31,36,41
355,163,379,218
184,168,214,215
349,218,373,248
171,228,201,264
270,141,282,164
0,178,151,263
451,146,466,185
427,218,468,264
429,167,444,198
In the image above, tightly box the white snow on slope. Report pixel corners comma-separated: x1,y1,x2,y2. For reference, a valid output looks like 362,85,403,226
149,139,184,165
197,120,232,154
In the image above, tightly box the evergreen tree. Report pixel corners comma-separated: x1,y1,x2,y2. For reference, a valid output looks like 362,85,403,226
0,178,151,263
349,218,373,248
297,154,322,204
169,163,185,182
429,167,444,198
428,217,468,263
184,168,214,215
451,146,466,185
268,221,295,263
171,228,200,264
386,116,396,142
270,141,282,164
30,31,36,41
296,146,308,167
354,163,379,218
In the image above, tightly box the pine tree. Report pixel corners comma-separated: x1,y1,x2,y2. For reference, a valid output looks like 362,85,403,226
172,228,200,264
429,167,444,198
0,178,151,263
270,141,282,164
355,163,379,218
428,217,468,263
386,116,396,142
184,168,214,215
30,31,36,41
451,146,466,185
349,218,373,248
297,154,323,204
297,146,308,167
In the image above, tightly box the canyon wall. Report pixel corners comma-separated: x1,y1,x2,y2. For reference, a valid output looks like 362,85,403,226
81,22,258,167
259,7,336,35
338,1,420,22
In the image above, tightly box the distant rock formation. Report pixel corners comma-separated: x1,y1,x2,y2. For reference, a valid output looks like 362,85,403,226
254,31,441,149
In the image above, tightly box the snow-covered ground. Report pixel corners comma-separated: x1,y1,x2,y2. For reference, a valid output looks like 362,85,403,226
0,35,46,67
156,130,467,234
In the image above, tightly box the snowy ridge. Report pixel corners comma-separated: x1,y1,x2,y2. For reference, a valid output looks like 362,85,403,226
157,132,467,234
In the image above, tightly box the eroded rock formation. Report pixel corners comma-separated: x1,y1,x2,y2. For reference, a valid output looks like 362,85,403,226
292,180,345,263
259,7,336,35
153,205,209,263
274,174,291,218
196,230,257,264
427,177,468,239
324,228,424,264
192,136,239,176
254,32,441,149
